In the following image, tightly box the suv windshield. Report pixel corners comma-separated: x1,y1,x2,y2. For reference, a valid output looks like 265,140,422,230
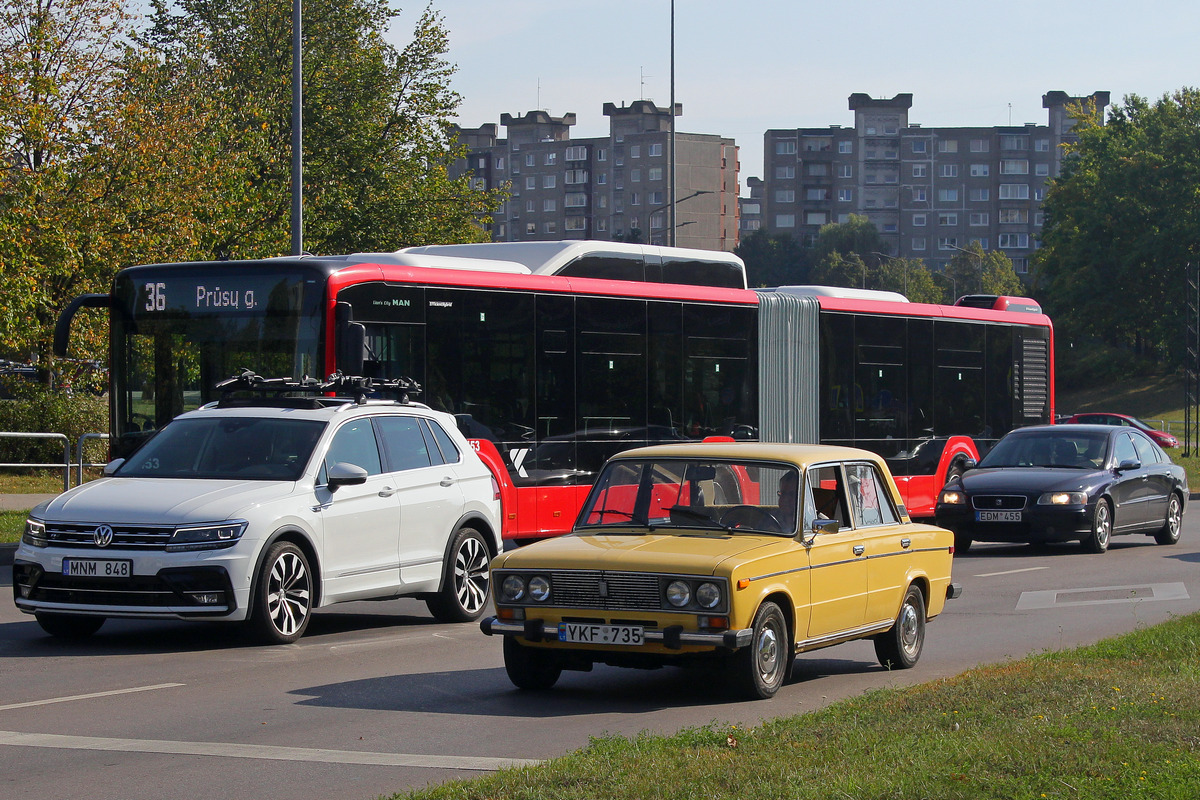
577,458,799,535
116,417,326,480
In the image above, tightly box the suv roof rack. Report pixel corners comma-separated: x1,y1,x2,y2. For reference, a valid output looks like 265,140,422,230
214,370,422,407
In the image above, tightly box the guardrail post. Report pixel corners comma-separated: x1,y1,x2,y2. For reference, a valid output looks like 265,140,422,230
0,431,71,492
76,433,111,487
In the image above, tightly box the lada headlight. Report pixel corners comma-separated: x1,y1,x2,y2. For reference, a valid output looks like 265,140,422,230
666,580,691,607
938,490,966,505
500,574,526,602
696,582,721,609
1038,491,1087,506
22,518,47,548
528,575,551,602
165,521,248,552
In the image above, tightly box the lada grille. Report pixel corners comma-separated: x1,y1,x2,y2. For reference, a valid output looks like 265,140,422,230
970,495,1028,511
43,522,175,550
550,570,662,611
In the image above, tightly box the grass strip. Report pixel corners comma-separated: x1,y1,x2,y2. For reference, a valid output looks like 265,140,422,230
397,614,1200,800
1,509,26,544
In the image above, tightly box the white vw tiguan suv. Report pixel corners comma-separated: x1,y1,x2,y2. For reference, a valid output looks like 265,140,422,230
12,376,502,643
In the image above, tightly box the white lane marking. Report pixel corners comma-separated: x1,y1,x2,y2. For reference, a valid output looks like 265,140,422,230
1016,582,1190,611
0,730,538,770
0,683,185,712
974,566,1049,578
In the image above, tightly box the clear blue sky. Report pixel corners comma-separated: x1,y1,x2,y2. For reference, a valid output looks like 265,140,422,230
404,0,1198,194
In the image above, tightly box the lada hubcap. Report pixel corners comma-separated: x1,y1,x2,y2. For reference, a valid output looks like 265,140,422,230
756,625,780,680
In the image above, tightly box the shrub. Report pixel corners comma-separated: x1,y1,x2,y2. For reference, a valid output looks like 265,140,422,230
0,384,109,467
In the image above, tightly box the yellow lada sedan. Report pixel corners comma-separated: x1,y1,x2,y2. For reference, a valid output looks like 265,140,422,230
481,442,961,700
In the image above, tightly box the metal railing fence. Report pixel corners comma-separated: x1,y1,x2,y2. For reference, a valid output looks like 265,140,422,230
0,431,108,492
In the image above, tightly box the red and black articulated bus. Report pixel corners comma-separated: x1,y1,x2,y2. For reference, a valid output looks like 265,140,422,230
56,241,1053,541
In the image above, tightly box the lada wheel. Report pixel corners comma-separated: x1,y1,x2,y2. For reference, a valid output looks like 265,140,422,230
1155,493,1183,545
35,612,105,639
427,526,492,623
874,584,926,670
249,541,313,644
730,601,790,700
503,636,562,690
1082,498,1112,554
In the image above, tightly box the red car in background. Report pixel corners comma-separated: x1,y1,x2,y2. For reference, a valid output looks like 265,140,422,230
1063,413,1179,448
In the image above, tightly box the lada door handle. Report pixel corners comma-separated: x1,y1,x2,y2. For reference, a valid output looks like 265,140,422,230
378,486,398,497
853,545,865,556
900,538,911,549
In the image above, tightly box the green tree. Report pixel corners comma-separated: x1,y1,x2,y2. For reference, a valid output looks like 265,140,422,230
809,251,869,289
944,242,1025,299
875,256,944,304
144,0,502,257
810,214,888,267
1035,90,1200,366
734,229,807,287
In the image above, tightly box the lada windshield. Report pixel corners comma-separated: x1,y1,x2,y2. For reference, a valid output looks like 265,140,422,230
979,431,1108,470
577,458,799,535
115,417,326,481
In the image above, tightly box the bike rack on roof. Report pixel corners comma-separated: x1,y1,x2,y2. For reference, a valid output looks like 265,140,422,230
215,369,422,406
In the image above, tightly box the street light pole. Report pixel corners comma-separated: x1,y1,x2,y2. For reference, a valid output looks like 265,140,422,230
871,251,907,296
668,0,676,246
290,0,303,255
649,189,711,245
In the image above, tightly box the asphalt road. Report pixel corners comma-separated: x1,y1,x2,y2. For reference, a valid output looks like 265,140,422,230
2,519,1198,800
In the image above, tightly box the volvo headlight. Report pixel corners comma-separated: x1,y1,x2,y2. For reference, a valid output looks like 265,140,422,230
22,518,47,548
696,582,722,609
1038,491,1087,506
500,574,526,602
165,521,248,552
666,580,691,607
938,490,966,505
528,575,551,602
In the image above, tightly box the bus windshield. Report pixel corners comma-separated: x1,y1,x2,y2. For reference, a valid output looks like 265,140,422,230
110,265,325,457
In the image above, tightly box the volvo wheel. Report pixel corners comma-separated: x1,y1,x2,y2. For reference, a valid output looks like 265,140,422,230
1154,493,1183,545
1083,498,1111,554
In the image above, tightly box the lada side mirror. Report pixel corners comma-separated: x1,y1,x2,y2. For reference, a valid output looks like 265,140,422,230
327,462,369,491
103,458,125,477
799,516,840,546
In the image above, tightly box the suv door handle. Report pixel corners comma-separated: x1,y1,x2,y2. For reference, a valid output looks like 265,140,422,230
440,477,455,487
378,486,398,497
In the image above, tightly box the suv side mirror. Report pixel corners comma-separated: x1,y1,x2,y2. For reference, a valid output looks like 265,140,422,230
103,458,125,477
327,462,368,491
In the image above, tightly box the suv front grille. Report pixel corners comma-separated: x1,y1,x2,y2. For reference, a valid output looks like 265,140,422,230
43,522,175,550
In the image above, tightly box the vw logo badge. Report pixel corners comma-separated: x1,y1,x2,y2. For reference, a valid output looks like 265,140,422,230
94,525,114,548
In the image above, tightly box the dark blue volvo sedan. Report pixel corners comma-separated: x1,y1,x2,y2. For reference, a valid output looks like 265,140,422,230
935,424,1186,554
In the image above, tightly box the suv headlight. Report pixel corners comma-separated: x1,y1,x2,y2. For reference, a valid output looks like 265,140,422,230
165,521,248,552
22,518,47,548
1038,491,1087,506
